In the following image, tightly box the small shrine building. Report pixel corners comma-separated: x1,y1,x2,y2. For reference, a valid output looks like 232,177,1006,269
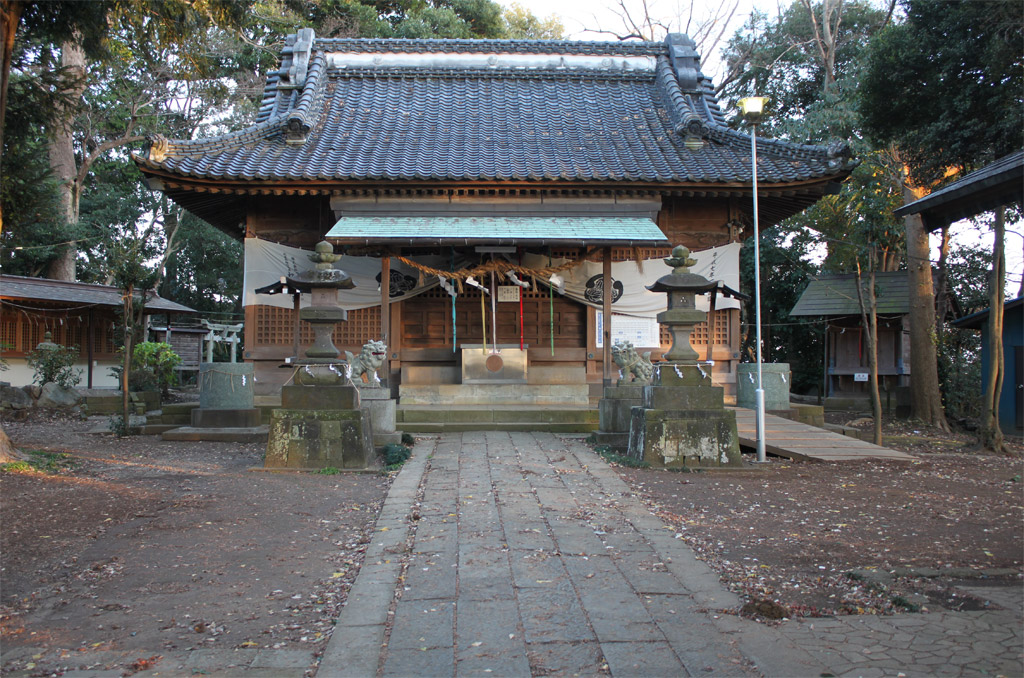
135,30,855,399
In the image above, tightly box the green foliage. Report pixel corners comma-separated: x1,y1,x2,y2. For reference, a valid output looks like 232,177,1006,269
107,414,137,437
719,1,889,141
400,432,416,446
382,443,412,469
0,450,77,474
159,212,243,317
502,3,564,39
860,0,1024,185
132,342,182,394
317,466,342,475
739,226,824,394
26,342,82,389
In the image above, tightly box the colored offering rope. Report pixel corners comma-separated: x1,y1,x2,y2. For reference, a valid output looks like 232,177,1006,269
481,285,487,353
548,249,554,356
451,249,457,353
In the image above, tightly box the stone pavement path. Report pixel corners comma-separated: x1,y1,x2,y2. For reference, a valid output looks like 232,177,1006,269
319,431,1023,678
321,432,821,677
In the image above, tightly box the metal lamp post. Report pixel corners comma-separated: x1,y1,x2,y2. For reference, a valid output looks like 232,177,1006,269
738,96,768,463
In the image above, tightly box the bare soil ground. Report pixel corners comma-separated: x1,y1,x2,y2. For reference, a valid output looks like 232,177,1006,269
1,409,1021,678
615,417,1024,621
0,411,392,677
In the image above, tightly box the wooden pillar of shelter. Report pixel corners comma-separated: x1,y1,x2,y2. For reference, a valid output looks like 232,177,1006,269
87,310,95,389
602,247,612,387
381,254,391,389
292,292,301,359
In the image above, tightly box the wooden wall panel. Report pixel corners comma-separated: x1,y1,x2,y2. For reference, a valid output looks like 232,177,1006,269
400,287,586,351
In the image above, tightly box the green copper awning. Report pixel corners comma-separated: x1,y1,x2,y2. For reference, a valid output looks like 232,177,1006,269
325,216,669,247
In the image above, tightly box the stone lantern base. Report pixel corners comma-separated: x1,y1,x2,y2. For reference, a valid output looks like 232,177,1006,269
626,363,742,468
265,382,375,470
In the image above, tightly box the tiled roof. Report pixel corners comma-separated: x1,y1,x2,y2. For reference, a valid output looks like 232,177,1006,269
0,275,198,314
325,216,669,246
790,272,911,317
136,32,854,188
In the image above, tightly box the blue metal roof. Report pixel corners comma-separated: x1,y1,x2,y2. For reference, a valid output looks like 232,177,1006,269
325,216,669,246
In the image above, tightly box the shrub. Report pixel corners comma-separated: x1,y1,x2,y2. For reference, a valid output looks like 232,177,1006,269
132,342,182,395
26,341,81,389
382,443,412,469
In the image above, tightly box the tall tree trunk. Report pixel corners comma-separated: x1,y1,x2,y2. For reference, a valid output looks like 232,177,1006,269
0,0,26,233
856,257,883,446
980,207,1006,453
46,38,87,281
902,184,949,431
934,224,951,333
0,425,21,463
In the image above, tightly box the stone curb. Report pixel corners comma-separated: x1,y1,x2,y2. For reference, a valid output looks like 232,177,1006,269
317,439,433,678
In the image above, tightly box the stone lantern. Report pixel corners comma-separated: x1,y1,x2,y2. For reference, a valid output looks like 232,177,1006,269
626,245,742,468
265,240,375,470
287,240,356,377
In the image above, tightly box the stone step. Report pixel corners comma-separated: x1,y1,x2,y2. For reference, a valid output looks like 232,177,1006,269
161,402,200,415
398,383,590,407
160,426,269,443
397,407,598,433
399,421,598,433
140,424,181,436
397,407,597,425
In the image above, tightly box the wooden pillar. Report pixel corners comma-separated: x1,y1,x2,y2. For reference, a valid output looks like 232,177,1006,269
381,254,391,389
602,246,612,387
292,292,301,359
86,310,94,388
705,293,718,364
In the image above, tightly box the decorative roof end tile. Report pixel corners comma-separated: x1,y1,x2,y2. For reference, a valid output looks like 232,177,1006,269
666,33,702,94
279,27,315,90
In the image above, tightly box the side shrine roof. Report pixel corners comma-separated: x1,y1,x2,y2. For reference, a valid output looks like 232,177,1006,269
790,271,912,317
134,30,856,234
894,151,1024,229
0,275,198,314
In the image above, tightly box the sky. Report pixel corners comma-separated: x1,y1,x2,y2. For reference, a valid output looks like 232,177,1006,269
501,0,1024,295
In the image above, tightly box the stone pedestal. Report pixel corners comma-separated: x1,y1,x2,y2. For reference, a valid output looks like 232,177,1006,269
194,363,261,428
265,383,375,470
626,363,742,469
358,385,401,448
594,384,645,450
737,363,791,411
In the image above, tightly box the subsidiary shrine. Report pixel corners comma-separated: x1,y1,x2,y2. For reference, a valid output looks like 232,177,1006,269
135,30,855,406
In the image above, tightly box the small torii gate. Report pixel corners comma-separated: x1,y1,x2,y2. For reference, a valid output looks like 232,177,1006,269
201,319,243,363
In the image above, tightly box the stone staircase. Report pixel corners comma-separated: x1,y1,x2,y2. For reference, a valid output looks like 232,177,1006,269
397,405,598,433
140,402,199,435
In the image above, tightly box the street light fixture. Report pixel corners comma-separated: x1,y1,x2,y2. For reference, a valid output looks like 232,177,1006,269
738,96,768,463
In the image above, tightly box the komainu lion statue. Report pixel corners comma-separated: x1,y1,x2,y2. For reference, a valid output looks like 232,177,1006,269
611,341,654,385
345,340,387,385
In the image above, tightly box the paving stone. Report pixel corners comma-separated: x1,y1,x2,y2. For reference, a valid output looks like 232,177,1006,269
402,561,457,601
246,650,310,669
517,587,595,644
387,602,455,650
601,640,687,677
525,640,606,676
380,647,454,678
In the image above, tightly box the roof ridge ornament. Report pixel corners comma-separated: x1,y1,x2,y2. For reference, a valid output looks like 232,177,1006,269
665,33,702,94
280,28,315,90
147,134,169,162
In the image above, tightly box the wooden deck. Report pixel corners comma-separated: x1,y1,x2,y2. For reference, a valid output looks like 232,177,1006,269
732,408,915,462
